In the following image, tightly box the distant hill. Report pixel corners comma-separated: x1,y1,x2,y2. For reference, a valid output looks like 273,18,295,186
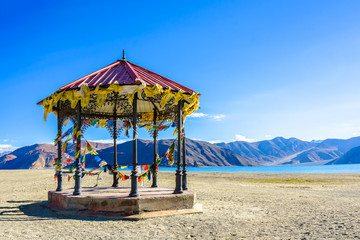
93,138,255,167
217,136,360,166
217,137,317,165
0,138,256,169
0,142,112,169
327,146,360,165
0,144,57,169
0,151,11,157
281,148,342,165
3,136,360,169
317,137,360,153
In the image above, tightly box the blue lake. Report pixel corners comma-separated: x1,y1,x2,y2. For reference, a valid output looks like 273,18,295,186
157,164,360,174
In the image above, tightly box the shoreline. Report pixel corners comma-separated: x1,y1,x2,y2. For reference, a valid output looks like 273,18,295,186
3,163,360,174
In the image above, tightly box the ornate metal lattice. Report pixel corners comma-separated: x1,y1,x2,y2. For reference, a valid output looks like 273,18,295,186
145,119,170,138
69,116,77,126
140,91,178,122
106,122,124,139
80,117,91,134
141,91,162,103
56,89,181,142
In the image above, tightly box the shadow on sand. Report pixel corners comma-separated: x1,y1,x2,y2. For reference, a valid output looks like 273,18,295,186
0,201,117,222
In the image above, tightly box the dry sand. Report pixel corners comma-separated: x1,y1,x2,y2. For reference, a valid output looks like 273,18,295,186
1,169,360,239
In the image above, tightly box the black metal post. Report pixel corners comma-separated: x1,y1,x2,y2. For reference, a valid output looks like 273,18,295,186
73,102,82,195
129,93,140,197
151,108,159,188
182,124,188,190
56,101,63,191
174,100,183,194
112,97,119,187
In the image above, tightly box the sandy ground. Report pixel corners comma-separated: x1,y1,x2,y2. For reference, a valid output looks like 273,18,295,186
1,170,360,239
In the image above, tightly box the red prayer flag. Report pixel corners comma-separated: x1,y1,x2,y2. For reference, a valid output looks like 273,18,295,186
83,119,91,125
158,125,166,131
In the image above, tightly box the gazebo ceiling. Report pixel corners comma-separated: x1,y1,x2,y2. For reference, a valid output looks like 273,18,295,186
38,56,200,122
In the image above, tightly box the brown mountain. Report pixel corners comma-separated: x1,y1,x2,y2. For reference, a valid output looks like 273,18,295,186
280,148,342,165
0,144,57,169
216,136,360,165
0,139,256,169
216,137,317,165
0,142,112,169
89,138,255,167
327,146,360,165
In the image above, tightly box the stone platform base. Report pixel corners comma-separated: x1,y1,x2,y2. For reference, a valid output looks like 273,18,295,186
48,187,202,219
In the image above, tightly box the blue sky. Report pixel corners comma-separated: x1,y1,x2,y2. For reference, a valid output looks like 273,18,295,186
1,0,360,151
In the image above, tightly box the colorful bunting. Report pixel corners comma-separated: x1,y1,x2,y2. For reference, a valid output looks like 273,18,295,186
52,116,182,186
55,126,74,145
167,140,176,165
138,122,174,133
69,164,75,173
42,82,200,124
94,155,103,163
107,120,114,128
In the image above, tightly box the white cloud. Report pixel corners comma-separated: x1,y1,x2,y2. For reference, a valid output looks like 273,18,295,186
265,134,272,138
211,114,226,121
3,139,8,142
188,138,224,144
188,112,226,121
189,138,202,141
234,134,257,142
0,144,17,153
188,113,208,118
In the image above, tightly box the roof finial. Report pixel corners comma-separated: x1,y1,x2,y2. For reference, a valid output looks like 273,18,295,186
122,49,126,60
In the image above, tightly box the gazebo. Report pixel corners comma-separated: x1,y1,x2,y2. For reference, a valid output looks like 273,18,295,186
38,52,201,217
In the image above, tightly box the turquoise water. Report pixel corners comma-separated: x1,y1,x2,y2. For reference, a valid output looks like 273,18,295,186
158,164,360,173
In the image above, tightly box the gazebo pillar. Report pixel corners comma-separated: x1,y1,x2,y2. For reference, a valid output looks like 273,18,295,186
73,103,82,195
56,101,63,191
112,98,119,187
174,100,183,194
129,93,140,197
182,124,188,190
151,108,159,188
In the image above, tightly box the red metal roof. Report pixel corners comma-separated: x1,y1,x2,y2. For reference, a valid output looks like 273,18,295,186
59,60,197,94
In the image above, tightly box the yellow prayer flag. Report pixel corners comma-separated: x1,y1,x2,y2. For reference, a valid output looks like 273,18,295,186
75,150,80,159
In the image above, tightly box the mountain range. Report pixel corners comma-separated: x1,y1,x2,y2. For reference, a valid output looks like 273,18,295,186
326,146,360,165
1,136,360,169
0,138,253,169
216,136,360,166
